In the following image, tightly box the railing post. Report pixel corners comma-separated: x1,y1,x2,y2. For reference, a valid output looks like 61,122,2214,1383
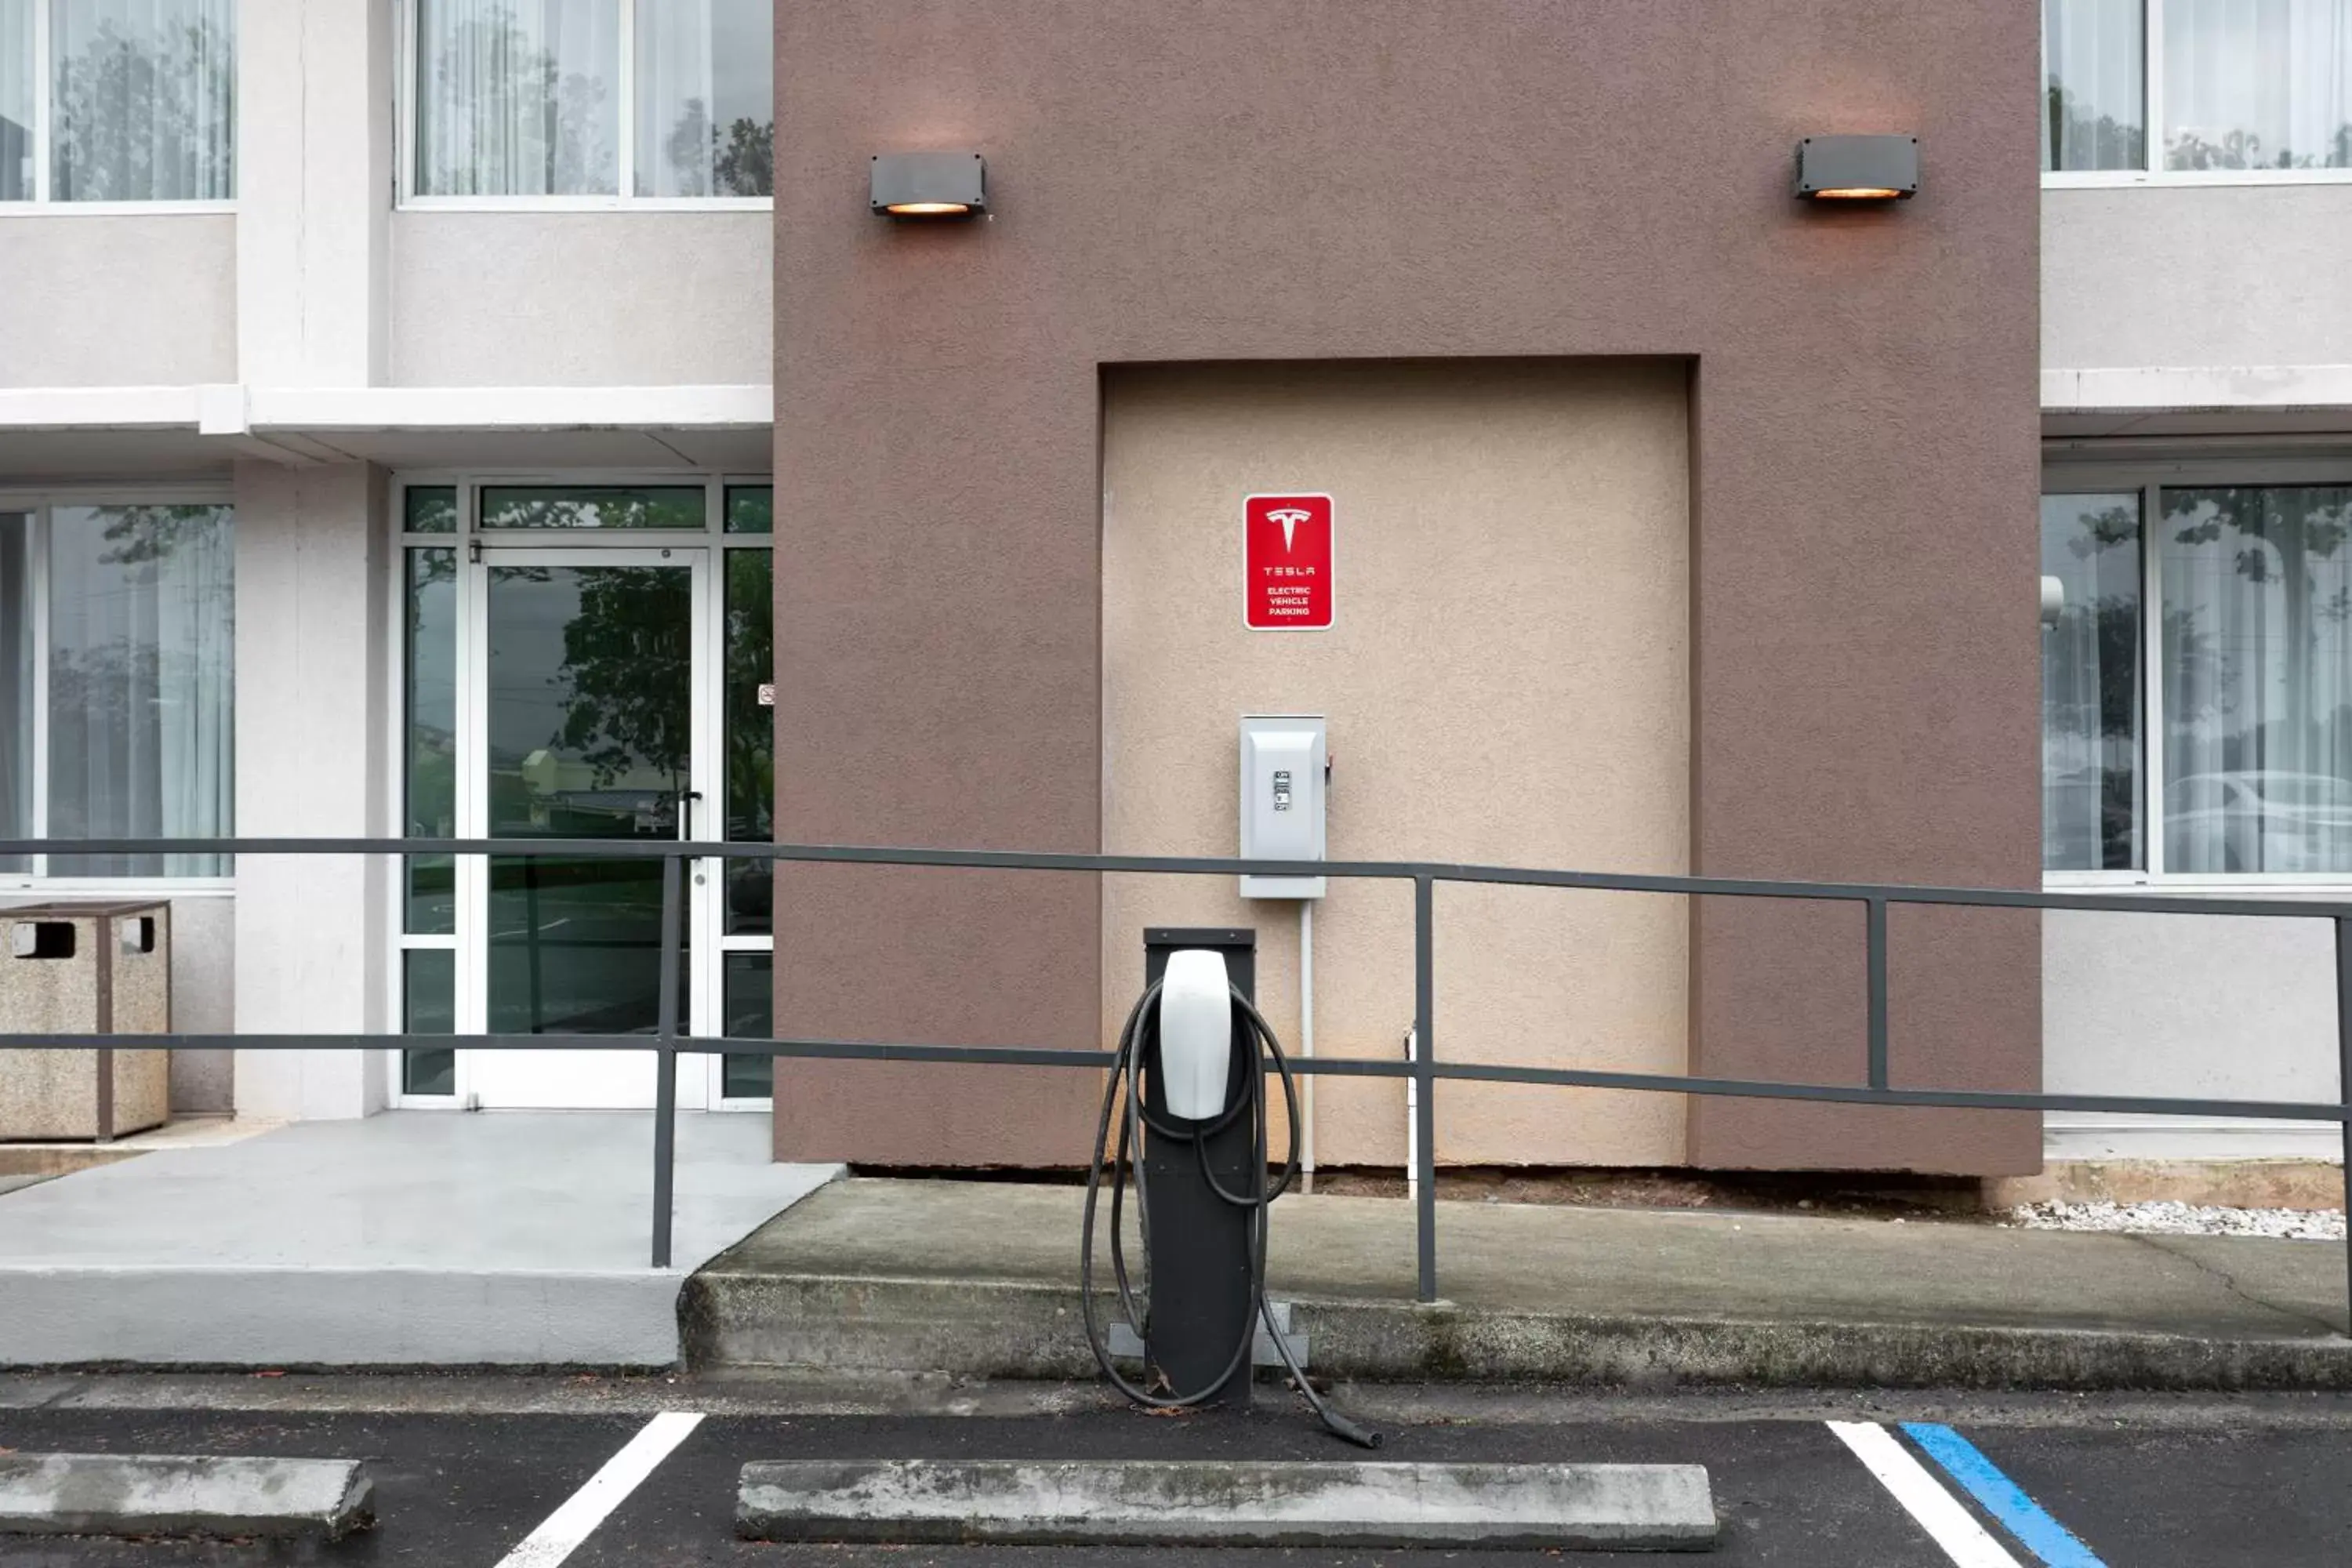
1414,873,1438,1305
652,853,682,1270
2336,916,2352,1334
1866,897,1889,1092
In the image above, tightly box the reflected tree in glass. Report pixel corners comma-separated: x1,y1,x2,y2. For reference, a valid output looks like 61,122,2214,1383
724,550,773,934
637,0,771,197
407,549,458,933
51,0,237,201
45,505,234,878
557,568,694,797
479,487,704,530
2165,487,2352,873
417,0,616,197
2043,498,2142,869
661,107,771,197
2042,0,2144,171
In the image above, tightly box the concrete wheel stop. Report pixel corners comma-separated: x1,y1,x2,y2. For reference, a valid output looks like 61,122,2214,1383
0,1454,376,1541
737,1457,1719,1551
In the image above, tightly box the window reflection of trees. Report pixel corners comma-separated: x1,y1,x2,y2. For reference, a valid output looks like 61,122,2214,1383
2048,502,2145,869
2167,488,2352,762
422,2,613,197
52,11,235,201
2164,488,2352,872
2045,84,2146,171
480,488,705,530
46,506,234,877
661,97,772,198
2168,124,2352,170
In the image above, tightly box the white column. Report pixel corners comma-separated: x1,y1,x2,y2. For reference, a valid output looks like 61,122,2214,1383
236,0,394,386
232,461,392,1120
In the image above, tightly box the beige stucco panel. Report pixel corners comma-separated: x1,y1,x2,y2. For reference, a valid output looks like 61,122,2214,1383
0,216,236,387
1101,361,1690,1168
391,211,771,387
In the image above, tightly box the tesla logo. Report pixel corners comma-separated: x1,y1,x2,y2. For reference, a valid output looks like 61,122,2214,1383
1265,507,1314,551
1244,494,1334,631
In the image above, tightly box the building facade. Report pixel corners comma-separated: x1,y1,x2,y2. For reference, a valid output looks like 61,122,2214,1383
1,1,2343,1176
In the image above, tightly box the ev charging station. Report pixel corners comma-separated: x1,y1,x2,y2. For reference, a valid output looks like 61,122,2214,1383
1082,717,1374,1443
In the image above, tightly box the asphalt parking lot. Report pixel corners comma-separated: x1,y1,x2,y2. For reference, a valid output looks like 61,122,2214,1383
2,1377,2348,1565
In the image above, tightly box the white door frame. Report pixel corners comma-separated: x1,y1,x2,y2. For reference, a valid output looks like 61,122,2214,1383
387,475,778,1113
460,543,714,1110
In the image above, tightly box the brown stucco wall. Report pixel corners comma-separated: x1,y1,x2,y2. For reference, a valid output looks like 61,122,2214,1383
772,0,2042,1171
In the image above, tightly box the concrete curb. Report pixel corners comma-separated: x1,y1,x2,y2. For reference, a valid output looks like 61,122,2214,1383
0,1454,375,1540
682,1272,2352,1392
736,1457,1719,1549
0,1265,687,1367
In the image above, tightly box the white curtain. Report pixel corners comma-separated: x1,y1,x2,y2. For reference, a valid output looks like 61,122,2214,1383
2,0,31,199
2044,0,2146,170
2163,488,2352,873
0,514,31,872
2166,0,2352,168
49,0,235,201
152,510,234,877
635,0,771,196
2042,495,2143,870
45,506,234,877
416,0,621,195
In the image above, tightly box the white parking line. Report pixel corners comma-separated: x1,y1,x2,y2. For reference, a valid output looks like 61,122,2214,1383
1827,1420,2024,1568
493,1410,705,1568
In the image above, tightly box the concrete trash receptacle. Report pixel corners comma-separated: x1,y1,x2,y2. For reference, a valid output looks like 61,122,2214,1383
0,902,172,1141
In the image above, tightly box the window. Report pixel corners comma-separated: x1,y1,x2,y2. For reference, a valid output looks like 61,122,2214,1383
0,0,237,205
2042,493,2143,870
2045,0,2352,176
409,0,772,201
0,502,235,880
2042,478,2352,878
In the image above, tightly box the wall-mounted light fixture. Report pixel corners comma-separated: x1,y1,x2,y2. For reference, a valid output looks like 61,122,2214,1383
871,151,987,219
1794,135,1918,201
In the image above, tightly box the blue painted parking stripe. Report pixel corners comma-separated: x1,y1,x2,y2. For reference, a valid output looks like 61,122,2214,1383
1900,1422,2107,1568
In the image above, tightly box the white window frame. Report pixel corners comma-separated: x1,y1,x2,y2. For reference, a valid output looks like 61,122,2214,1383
397,0,774,212
2044,0,2352,188
0,0,237,215
0,485,238,898
2043,452,2352,893
384,471,776,1110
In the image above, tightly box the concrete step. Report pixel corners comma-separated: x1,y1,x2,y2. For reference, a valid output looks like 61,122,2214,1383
681,1177,2352,1390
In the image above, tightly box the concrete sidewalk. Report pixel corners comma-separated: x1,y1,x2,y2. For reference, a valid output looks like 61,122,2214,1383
0,1112,838,1367
684,1178,2352,1389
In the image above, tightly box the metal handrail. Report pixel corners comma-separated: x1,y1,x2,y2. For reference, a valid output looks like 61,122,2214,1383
3,834,2348,1325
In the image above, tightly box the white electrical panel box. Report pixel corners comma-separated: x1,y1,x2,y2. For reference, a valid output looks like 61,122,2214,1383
1239,715,1327,899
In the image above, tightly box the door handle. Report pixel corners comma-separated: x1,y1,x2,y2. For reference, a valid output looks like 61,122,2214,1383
677,790,704,844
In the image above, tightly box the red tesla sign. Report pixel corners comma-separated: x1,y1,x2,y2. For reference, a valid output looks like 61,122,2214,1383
1243,493,1334,631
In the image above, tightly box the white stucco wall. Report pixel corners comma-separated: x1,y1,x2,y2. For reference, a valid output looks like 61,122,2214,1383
165,894,236,1112
2042,908,2340,1159
0,217,237,387
231,460,392,1120
2043,187,2352,371
238,0,392,386
390,212,772,387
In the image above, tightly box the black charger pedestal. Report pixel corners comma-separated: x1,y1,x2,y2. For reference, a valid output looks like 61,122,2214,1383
1140,927,1260,1409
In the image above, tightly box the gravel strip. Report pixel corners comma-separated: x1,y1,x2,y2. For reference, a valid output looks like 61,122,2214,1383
2005,1200,2346,1241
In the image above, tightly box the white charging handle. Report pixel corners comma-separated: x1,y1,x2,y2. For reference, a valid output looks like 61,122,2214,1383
1159,949,1235,1121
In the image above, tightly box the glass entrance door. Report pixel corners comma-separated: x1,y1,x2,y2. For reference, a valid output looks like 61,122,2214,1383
394,478,776,1112
463,546,712,1109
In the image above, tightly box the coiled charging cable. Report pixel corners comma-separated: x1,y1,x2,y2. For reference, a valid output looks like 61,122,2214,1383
1080,979,1381,1449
